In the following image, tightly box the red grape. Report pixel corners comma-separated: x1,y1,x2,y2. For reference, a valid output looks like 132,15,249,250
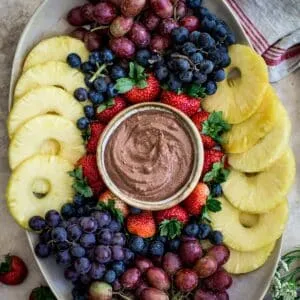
150,0,173,19
175,269,198,292
109,37,136,58
84,32,102,51
142,11,161,31
162,252,182,275
151,255,163,267
81,3,95,22
207,245,230,266
135,256,154,273
140,288,169,300
203,270,233,292
110,16,134,38
109,0,122,7
121,0,147,17
181,235,197,242
194,256,218,278
120,267,141,290
176,1,187,19
159,18,179,37
215,291,229,300
113,279,122,291
93,2,117,25
70,28,88,41
180,16,200,32
179,240,203,265
128,23,151,48
146,267,170,291
135,280,149,298
67,6,89,26
150,35,170,53
194,289,217,300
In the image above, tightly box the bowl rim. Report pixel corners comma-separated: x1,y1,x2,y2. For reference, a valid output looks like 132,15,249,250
97,102,204,210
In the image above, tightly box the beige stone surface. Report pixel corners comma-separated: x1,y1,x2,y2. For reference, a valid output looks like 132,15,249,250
0,0,299,299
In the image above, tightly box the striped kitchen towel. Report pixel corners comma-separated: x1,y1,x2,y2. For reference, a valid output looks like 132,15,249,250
224,0,300,82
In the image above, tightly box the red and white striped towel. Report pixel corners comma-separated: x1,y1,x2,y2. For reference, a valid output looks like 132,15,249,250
224,0,300,82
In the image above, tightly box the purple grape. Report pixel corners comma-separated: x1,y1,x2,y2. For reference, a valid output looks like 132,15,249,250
89,262,106,280
80,217,98,233
64,267,79,282
143,10,161,31
69,217,79,225
95,245,112,264
74,257,91,274
107,220,121,232
109,37,136,59
97,229,113,245
35,243,51,258
67,224,82,242
113,279,122,291
93,2,117,25
80,233,96,249
51,227,67,243
86,247,95,261
55,241,70,252
128,23,151,48
45,210,61,227
39,229,51,243
80,273,92,285
71,245,86,258
124,248,135,263
111,246,125,261
92,211,111,227
112,232,126,246
29,216,46,231
59,220,70,229
56,250,72,265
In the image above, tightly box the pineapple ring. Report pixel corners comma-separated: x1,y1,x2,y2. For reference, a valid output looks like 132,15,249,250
210,197,288,252
9,115,85,170
223,86,279,153
223,148,295,213
228,102,291,173
14,61,86,100
6,155,74,229
8,86,84,138
23,36,89,71
202,45,269,124
224,242,275,274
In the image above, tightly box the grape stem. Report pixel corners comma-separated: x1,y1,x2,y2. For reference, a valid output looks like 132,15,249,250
170,53,199,71
91,25,109,32
90,64,107,82
113,292,133,300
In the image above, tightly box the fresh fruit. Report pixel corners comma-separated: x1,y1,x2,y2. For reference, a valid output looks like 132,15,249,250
67,6,89,26
142,11,161,31
146,267,170,291
109,37,136,59
93,2,117,25
210,197,288,251
84,32,103,51
29,286,56,300
159,19,179,37
175,269,198,292
128,23,151,48
149,240,165,256
150,35,171,53
23,36,89,71
194,256,218,279
202,45,269,124
203,150,225,175
179,240,203,265
0,255,28,285
194,289,217,300
160,90,201,117
224,243,275,274
96,97,127,124
14,61,86,100
140,288,169,300
110,16,134,38
209,231,224,245
150,0,173,19
223,149,295,213
120,268,141,290
88,281,112,300
127,211,156,238
182,183,210,215
162,252,182,275
203,269,232,292
228,102,291,172
121,0,147,17
155,205,189,224
180,16,200,32
223,86,279,153
135,257,154,273
9,115,85,169
87,122,106,154
207,245,230,266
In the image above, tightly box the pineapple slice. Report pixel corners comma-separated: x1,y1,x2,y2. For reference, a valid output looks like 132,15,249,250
202,45,269,124
223,86,279,153
210,197,288,252
228,102,291,172
8,86,84,138
14,61,86,100
6,155,74,229
224,243,275,274
23,36,89,71
9,115,85,170
223,149,295,213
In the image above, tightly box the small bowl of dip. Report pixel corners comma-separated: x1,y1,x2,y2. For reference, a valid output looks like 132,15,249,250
97,102,204,211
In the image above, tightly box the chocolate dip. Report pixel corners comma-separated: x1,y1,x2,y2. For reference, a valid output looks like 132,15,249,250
104,110,194,202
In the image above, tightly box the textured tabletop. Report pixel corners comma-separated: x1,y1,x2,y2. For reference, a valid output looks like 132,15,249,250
0,0,299,299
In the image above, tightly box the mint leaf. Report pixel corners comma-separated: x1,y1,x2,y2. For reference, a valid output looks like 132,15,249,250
206,196,222,212
159,219,183,239
68,167,93,197
201,206,211,223
136,64,146,81
115,78,134,94
97,104,108,113
136,80,148,89
203,161,230,184
106,98,115,107
187,84,207,98
129,62,135,78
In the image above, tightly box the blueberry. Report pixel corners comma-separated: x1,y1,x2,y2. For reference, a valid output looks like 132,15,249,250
39,229,51,243
219,52,231,68
130,207,142,215
193,71,207,85
167,238,181,252
209,230,224,245
175,58,190,72
77,205,91,217
171,27,189,44
156,236,167,244
45,210,61,227
211,184,223,197
154,65,169,81
149,53,164,67
112,261,125,276
104,270,116,284
101,49,115,63
88,91,104,105
61,203,76,220
124,248,135,263
168,74,182,92
29,216,46,231
215,24,227,38
136,49,151,67
89,51,102,65
74,88,88,102
81,62,94,73
140,240,150,256
225,32,236,46
189,31,201,43
51,227,67,242
204,80,217,95
74,257,91,274
111,65,126,80
201,15,217,32
84,105,95,119
181,42,197,56
56,250,72,265
77,117,90,130
191,52,204,64
106,83,118,98
187,0,202,8
71,245,86,258
183,223,200,237
129,236,145,253
67,53,81,68
208,51,223,65
179,71,193,83
198,223,212,240
199,60,214,74
149,241,165,256
213,69,226,82
94,78,107,93
84,74,94,88
35,242,51,258
197,7,210,18
198,33,215,49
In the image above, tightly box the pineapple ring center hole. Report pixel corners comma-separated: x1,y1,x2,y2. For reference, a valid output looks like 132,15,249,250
239,212,259,228
32,178,51,199
40,139,61,155
227,68,241,87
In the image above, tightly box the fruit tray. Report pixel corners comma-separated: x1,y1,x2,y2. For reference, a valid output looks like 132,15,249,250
7,0,287,299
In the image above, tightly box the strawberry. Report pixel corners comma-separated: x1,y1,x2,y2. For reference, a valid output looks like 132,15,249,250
155,205,189,224
99,190,129,217
29,286,56,300
96,96,127,124
126,211,156,238
0,255,28,285
86,122,106,154
182,183,210,215
160,90,200,117
115,62,161,103
203,149,225,175
191,111,210,131
201,134,217,149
